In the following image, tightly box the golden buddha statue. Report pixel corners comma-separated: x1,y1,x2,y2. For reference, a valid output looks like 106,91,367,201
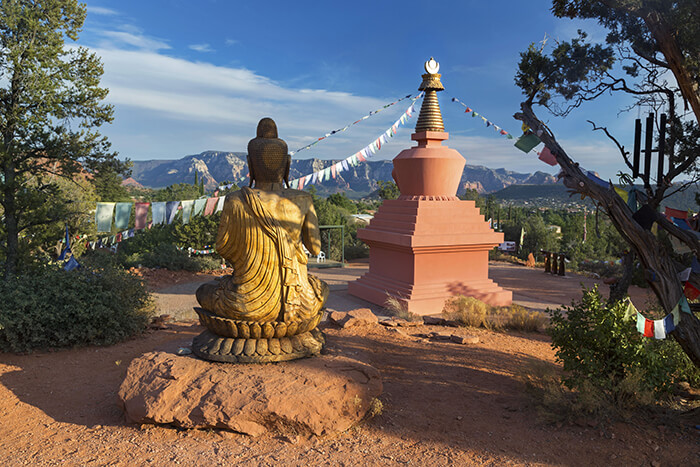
193,118,329,363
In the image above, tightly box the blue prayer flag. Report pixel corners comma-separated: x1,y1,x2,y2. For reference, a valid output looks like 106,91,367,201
64,255,80,271
663,313,676,334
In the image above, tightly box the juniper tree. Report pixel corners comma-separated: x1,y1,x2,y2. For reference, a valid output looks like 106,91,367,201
513,0,700,365
0,0,126,278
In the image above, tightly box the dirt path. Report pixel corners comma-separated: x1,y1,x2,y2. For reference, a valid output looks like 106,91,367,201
0,262,696,466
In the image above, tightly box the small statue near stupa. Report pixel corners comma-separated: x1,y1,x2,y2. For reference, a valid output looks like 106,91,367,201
193,118,329,363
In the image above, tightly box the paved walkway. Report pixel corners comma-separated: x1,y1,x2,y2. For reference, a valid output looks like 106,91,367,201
153,261,658,321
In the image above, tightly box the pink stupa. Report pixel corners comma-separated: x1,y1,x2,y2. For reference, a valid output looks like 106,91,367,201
348,58,512,316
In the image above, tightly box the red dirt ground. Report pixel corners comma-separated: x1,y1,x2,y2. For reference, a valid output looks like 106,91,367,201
1,268,698,466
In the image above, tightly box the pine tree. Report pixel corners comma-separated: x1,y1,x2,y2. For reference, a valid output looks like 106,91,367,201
0,0,126,278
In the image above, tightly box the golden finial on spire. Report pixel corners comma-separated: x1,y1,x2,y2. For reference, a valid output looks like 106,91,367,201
415,57,445,132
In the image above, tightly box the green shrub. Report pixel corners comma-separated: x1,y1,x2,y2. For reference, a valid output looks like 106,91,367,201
548,286,698,401
0,258,154,353
114,216,223,272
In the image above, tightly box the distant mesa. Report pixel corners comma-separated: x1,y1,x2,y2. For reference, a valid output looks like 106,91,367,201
129,150,557,197
121,177,144,188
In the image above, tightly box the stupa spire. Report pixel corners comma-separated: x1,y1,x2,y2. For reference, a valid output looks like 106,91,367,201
414,57,445,133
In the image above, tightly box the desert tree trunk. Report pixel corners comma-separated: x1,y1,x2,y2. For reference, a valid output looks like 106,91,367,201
516,103,700,367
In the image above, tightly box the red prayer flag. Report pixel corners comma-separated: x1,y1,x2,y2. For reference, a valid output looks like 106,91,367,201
357,151,366,162
684,281,700,300
538,146,558,166
644,319,655,338
298,177,305,190
134,202,150,230
465,107,472,113
665,206,688,220
204,197,218,216
331,164,337,179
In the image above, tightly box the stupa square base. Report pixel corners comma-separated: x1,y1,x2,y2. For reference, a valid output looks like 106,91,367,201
348,199,512,315
348,262,513,317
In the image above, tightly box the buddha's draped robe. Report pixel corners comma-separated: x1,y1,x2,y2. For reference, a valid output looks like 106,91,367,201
199,187,325,323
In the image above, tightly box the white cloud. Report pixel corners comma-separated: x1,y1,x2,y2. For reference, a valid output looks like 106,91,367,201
225,39,239,46
87,6,119,16
87,41,410,160
189,43,214,53
98,30,170,51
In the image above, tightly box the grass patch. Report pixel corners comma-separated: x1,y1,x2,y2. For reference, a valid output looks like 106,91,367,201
442,295,547,332
383,295,422,322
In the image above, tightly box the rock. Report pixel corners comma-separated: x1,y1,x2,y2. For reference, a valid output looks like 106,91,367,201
423,316,446,326
450,335,479,345
328,308,378,328
390,317,423,327
385,327,409,338
118,351,382,437
379,319,399,327
430,331,453,341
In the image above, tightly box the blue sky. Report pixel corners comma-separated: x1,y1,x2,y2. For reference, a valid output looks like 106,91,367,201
77,0,646,180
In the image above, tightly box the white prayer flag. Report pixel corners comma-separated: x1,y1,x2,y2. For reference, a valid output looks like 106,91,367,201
653,319,666,339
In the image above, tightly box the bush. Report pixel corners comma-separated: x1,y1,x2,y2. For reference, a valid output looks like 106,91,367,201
117,243,221,272
0,258,154,353
114,216,223,272
548,286,698,402
442,296,547,332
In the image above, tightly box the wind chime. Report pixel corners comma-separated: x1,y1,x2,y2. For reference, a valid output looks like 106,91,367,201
632,113,668,186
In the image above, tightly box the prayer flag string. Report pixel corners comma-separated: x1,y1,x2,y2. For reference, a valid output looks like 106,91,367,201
449,96,514,140
289,93,417,156
626,294,692,340
288,94,422,187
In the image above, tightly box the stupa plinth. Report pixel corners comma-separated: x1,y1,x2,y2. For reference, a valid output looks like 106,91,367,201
348,58,512,316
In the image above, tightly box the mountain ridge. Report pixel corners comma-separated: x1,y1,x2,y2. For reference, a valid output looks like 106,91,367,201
130,150,558,196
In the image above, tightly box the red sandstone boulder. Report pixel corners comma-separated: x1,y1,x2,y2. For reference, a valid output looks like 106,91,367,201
118,352,382,437
328,308,378,328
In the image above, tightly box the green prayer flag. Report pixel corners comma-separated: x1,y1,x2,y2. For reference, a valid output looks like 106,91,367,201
636,312,645,334
114,202,132,230
679,296,691,314
623,299,636,320
514,133,541,153
193,198,207,216
672,306,681,325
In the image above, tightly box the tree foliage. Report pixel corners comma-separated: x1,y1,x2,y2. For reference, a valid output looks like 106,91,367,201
513,0,700,366
0,0,127,278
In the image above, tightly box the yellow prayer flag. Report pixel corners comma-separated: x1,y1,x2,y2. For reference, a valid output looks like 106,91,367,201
614,187,629,203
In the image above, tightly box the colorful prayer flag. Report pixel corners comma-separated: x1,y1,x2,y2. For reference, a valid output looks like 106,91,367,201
151,202,166,225
614,187,629,202
96,202,115,233
216,196,226,213
643,318,654,338
636,312,645,334
680,295,691,314
653,319,666,339
166,201,180,224
134,202,149,230
204,197,218,216
193,198,207,217
663,313,676,334
114,202,132,230
514,133,541,153
538,146,557,166
665,206,688,219
181,200,194,224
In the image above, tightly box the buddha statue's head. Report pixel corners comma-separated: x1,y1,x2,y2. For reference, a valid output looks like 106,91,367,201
247,117,291,189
